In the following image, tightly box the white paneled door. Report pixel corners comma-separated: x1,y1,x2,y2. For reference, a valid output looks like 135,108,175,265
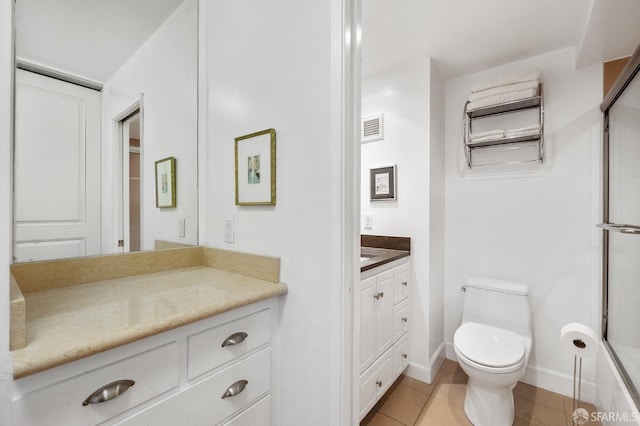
14,69,101,262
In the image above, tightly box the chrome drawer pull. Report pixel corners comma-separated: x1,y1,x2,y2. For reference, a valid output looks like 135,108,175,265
82,379,135,406
221,332,248,347
222,379,248,399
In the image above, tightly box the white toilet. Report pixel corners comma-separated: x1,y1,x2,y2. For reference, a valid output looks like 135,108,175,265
453,277,532,426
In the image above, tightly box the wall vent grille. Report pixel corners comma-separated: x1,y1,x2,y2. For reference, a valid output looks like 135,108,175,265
361,113,384,143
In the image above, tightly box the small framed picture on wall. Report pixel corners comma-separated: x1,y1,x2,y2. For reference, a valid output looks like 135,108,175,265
370,165,396,201
235,128,276,206
155,156,176,208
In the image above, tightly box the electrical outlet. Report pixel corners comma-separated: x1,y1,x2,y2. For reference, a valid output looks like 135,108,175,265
364,214,373,230
178,218,185,238
224,219,234,243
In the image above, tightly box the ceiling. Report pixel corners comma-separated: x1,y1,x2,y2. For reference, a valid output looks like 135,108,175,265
362,0,640,79
14,0,640,84
15,0,186,83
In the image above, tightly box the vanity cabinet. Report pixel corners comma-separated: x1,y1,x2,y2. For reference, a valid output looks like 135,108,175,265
12,343,180,425
11,300,276,426
117,348,271,425
358,257,410,420
359,270,394,372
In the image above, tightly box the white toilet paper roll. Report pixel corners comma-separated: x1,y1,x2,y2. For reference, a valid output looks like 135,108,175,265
560,323,599,359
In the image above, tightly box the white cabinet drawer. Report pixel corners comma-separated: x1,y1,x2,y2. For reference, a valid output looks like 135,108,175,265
359,347,393,420
13,342,178,426
393,333,410,377
222,395,271,426
393,298,410,340
188,308,271,380
393,263,410,304
117,348,271,426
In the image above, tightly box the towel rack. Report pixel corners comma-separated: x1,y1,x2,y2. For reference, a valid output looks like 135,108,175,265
596,223,640,235
462,83,544,168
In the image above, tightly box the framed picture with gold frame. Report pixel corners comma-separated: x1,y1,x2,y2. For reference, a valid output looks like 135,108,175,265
155,156,176,208
235,128,276,206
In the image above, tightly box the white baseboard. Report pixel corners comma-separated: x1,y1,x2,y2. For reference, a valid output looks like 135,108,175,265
430,342,446,382
444,342,596,403
521,364,596,404
406,342,446,384
445,341,456,360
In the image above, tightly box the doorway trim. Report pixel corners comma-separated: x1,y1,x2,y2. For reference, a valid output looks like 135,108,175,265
112,96,144,253
335,0,361,423
16,60,103,91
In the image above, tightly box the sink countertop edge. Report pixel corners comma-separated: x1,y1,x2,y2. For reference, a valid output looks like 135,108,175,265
360,247,410,272
10,247,285,379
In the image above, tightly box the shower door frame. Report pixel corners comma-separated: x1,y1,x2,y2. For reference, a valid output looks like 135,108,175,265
600,42,640,411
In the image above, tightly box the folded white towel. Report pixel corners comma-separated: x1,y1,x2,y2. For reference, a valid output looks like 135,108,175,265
472,70,541,93
467,88,537,110
468,80,539,103
505,124,540,134
505,125,541,139
470,129,504,141
468,134,506,144
504,130,540,139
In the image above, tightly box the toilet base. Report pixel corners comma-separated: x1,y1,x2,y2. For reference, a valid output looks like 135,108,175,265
463,376,515,426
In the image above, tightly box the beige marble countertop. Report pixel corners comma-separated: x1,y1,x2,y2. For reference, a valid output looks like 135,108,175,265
12,260,287,379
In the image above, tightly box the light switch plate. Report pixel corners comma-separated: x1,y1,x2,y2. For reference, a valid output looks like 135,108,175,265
224,219,234,243
364,214,373,230
178,218,185,238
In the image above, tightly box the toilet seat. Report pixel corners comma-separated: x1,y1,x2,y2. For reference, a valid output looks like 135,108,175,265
454,322,525,374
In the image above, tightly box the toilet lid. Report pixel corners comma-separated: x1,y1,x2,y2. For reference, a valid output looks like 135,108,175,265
454,322,525,368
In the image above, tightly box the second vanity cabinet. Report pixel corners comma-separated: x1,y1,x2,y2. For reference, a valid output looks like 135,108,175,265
358,257,410,420
11,300,277,426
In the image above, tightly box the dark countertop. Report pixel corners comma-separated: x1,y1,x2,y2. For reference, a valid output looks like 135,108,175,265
360,246,410,272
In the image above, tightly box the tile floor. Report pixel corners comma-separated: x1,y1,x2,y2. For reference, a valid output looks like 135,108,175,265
361,360,601,426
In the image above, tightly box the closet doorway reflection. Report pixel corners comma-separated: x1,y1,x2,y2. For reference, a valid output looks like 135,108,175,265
117,107,143,253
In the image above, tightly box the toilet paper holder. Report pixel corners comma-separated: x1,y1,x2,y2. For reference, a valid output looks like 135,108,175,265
573,338,586,349
560,323,598,425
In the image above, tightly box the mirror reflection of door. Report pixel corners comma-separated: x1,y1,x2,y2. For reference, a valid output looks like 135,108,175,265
120,112,142,253
14,0,199,262
14,69,101,262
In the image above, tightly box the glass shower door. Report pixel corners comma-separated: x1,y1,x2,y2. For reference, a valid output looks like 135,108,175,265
602,66,640,406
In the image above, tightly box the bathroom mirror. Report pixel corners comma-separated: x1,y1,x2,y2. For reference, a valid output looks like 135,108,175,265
13,0,199,262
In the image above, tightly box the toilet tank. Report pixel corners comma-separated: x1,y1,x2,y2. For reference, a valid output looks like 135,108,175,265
461,277,532,337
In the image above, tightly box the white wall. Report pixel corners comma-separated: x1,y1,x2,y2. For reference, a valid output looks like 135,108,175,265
444,48,603,400
361,58,446,382
361,59,430,238
428,60,446,372
0,0,13,424
101,0,198,252
203,0,345,424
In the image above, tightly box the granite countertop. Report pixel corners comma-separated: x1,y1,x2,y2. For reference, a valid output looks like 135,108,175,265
360,246,410,272
360,235,411,272
10,248,287,379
